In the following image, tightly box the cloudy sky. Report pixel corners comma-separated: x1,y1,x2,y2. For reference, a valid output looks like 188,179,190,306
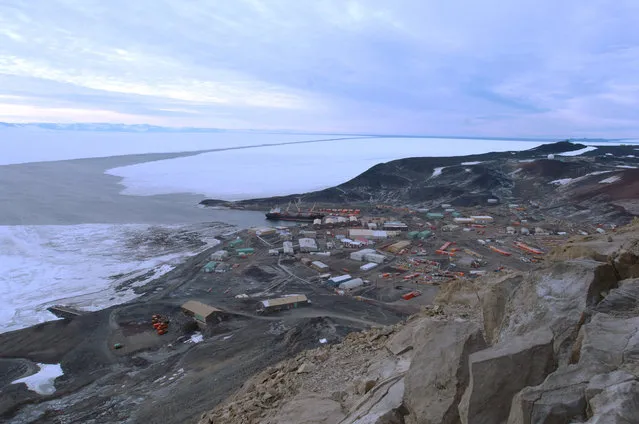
0,0,638,137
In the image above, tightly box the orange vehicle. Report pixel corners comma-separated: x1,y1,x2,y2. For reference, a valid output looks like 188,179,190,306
489,246,512,256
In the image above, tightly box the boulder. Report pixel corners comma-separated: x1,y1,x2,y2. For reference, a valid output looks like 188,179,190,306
346,375,405,424
274,392,346,424
507,364,601,424
595,278,639,318
386,324,416,356
297,362,316,374
586,370,636,401
481,275,522,344
507,315,639,424
614,251,639,280
403,319,486,424
579,314,639,371
496,260,617,364
585,380,639,423
459,327,555,424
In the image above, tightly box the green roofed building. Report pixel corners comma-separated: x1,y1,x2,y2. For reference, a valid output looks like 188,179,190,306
229,239,243,248
408,231,420,239
418,230,432,239
427,213,444,219
203,261,218,272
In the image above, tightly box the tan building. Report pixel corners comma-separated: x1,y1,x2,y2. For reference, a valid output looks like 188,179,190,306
387,240,411,253
181,300,225,326
256,295,310,314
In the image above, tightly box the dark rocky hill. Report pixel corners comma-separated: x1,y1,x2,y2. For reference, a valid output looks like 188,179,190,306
201,141,639,224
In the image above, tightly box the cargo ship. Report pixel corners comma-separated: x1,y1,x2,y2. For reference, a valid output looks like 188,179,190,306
265,202,325,222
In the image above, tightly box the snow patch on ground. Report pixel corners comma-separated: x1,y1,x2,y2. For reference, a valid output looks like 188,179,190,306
186,332,204,344
432,167,445,177
558,146,598,156
518,159,536,163
106,138,545,200
600,176,621,184
550,178,573,185
616,165,637,169
11,363,64,395
461,161,482,165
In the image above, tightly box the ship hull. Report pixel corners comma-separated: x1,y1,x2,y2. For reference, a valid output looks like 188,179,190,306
265,212,324,222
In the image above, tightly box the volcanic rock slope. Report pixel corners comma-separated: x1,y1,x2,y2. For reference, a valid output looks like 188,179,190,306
206,141,639,225
199,220,639,424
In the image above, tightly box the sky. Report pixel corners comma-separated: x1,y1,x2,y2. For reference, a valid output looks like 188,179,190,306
0,0,638,137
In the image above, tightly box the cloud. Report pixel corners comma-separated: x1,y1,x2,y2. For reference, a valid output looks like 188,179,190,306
0,0,638,137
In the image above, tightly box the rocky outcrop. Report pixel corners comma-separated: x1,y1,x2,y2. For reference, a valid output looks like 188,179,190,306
403,320,486,424
198,225,639,424
595,278,639,317
491,259,618,364
459,328,555,424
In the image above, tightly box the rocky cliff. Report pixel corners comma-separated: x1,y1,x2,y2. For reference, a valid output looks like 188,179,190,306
198,220,639,424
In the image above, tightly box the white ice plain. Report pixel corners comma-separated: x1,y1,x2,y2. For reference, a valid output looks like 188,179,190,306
107,137,547,200
0,224,219,333
11,363,64,395
0,129,359,165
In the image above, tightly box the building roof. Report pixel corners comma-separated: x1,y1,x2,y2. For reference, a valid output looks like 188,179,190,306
299,238,317,247
260,294,308,308
182,301,222,318
339,278,364,289
329,274,352,283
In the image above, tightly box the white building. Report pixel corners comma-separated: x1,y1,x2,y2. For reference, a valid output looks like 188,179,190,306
311,261,329,271
283,241,294,255
364,253,386,264
360,262,378,271
470,216,494,224
454,217,474,224
268,249,279,256
506,226,516,235
383,221,408,231
339,278,364,290
299,238,318,252
351,248,377,261
210,250,229,261
349,229,396,239
342,238,364,248
328,275,352,286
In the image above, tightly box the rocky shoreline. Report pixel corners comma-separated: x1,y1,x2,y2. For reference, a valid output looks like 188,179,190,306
198,220,639,424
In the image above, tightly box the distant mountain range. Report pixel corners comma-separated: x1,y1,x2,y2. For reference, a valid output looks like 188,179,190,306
0,122,626,143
